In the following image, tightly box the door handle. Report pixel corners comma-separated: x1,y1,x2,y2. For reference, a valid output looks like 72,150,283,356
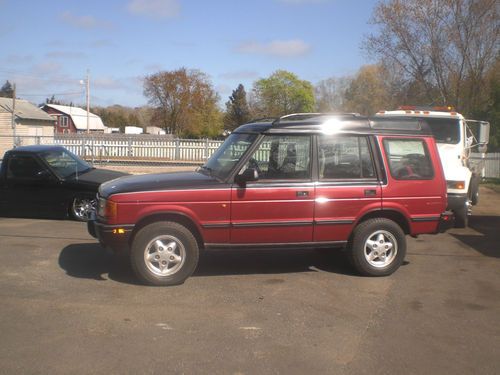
364,189,377,197
296,191,309,197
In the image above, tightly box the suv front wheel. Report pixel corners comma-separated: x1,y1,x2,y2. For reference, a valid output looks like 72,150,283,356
349,218,406,276
130,222,199,286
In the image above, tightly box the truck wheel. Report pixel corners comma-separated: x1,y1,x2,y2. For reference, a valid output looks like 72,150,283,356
349,218,406,276
71,196,96,221
454,199,470,228
130,222,199,286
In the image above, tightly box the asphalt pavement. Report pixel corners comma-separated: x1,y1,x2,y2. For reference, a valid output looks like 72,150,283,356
0,188,499,374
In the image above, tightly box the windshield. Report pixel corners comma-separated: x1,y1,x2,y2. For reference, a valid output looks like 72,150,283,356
426,118,461,144
200,133,257,180
39,149,92,179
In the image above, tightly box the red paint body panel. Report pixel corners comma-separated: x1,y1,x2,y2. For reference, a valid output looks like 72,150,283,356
230,185,315,243
314,185,382,241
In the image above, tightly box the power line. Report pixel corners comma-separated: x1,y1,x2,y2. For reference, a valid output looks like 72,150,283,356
18,91,84,97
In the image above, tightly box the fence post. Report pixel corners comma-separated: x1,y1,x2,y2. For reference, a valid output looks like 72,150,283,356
128,137,133,158
205,138,209,160
81,138,86,158
175,138,180,160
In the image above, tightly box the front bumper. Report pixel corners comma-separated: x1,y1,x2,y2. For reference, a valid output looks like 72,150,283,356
447,193,467,211
87,214,134,253
438,211,455,233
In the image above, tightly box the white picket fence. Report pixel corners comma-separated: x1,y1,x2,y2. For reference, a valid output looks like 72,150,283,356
471,153,500,179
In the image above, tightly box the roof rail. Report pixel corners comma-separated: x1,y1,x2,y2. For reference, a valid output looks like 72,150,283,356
272,112,360,125
247,117,278,124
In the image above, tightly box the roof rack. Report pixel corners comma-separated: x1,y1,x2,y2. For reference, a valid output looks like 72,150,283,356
247,117,278,124
272,112,360,125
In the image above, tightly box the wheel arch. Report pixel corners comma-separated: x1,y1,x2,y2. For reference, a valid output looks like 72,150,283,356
131,212,205,251
355,209,410,235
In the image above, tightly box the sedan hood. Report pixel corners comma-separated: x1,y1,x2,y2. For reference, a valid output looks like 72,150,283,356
73,168,128,186
99,171,220,199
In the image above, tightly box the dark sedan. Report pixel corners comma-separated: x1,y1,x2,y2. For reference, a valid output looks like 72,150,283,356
0,145,127,221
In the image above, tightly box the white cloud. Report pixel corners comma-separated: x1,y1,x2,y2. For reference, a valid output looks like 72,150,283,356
127,0,180,19
60,11,112,29
236,39,311,58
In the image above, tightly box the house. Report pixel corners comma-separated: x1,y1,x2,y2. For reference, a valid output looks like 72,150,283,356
0,97,55,158
41,104,106,133
146,126,166,135
125,126,143,134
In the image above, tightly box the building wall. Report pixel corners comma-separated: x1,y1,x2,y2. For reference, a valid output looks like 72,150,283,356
0,113,55,158
42,106,77,133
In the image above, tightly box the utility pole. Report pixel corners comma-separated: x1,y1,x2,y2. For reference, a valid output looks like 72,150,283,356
86,69,90,134
11,83,16,147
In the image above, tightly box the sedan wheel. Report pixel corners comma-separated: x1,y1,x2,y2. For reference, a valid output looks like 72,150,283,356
71,197,96,221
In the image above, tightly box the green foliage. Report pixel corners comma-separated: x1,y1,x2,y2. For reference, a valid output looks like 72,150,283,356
0,80,14,98
92,105,146,133
252,70,315,117
224,84,251,131
144,67,222,138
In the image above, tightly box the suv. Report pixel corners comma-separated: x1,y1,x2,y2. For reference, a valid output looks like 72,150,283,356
88,114,453,286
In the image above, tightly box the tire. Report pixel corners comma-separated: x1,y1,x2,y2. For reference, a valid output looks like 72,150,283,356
470,179,480,206
454,199,469,228
130,221,199,286
349,218,406,276
71,196,97,221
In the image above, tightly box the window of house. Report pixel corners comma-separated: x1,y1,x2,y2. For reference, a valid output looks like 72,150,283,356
318,135,375,179
383,138,434,180
242,135,311,180
60,116,69,127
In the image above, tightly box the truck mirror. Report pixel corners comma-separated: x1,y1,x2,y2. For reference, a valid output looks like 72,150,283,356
478,121,490,145
235,168,259,186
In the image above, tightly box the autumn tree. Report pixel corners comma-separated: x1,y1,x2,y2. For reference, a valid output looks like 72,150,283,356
224,84,251,131
251,70,315,117
364,0,499,114
0,80,14,98
143,68,222,138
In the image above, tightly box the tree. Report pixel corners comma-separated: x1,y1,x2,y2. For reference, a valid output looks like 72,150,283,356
0,80,14,98
224,84,251,130
315,77,352,112
363,0,499,115
251,70,315,117
143,67,222,138
343,65,393,115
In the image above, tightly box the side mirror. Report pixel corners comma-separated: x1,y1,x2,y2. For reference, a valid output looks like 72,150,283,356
235,168,259,186
478,121,490,145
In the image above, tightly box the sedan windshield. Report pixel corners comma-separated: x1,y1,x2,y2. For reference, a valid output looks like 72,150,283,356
426,118,461,144
200,133,257,180
39,149,92,179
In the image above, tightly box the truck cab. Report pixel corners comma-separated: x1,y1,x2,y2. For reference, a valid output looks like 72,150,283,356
376,107,490,227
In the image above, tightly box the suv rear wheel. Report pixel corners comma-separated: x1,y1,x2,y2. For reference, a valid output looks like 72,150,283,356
349,218,406,276
130,222,199,286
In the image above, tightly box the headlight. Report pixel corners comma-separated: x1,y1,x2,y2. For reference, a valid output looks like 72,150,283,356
97,197,117,220
447,180,465,190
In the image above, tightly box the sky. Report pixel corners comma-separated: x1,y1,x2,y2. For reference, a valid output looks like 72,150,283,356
0,0,379,108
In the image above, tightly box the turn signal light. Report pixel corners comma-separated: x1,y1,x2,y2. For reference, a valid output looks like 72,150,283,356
447,180,465,190
112,228,125,234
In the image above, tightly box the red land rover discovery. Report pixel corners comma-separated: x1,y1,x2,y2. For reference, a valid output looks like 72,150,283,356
88,114,453,286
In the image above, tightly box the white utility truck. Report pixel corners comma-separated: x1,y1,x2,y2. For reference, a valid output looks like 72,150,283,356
376,106,490,227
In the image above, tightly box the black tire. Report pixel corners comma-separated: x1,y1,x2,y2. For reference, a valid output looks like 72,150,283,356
349,218,406,276
70,196,96,222
130,221,199,286
470,179,480,206
454,201,469,228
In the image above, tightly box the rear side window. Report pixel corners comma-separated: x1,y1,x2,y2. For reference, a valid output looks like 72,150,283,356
318,135,376,179
383,139,434,180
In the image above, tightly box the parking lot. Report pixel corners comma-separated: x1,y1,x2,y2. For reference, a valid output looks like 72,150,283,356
0,187,499,374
